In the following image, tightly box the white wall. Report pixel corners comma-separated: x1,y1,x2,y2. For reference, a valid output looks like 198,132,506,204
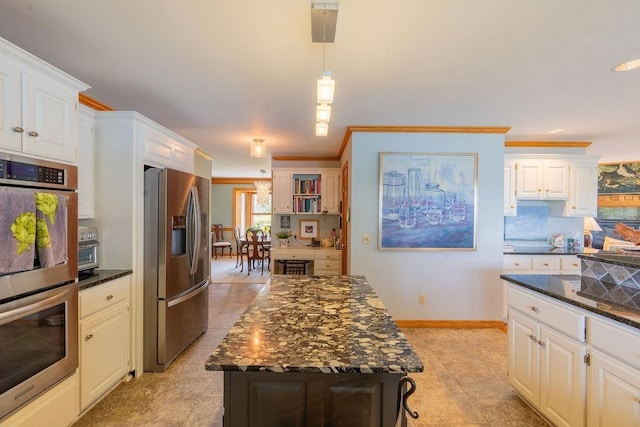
347,131,505,321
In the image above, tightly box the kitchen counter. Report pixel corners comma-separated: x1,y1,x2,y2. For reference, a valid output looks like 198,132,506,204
205,274,423,425
501,273,640,329
504,246,596,255
206,274,422,373
78,269,133,291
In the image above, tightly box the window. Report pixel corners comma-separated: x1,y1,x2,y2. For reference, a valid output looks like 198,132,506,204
233,188,271,235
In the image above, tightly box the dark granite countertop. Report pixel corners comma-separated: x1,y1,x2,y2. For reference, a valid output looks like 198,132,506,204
78,269,133,291
205,275,424,374
578,252,640,269
501,274,640,329
504,246,585,255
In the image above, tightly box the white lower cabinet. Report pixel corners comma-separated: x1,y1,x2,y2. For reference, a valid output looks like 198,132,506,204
508,283,640,426
587,349,640,427
586,315,640,427
79,276,130,412
508,289,586,427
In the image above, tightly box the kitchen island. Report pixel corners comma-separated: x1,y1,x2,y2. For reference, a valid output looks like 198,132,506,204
501,251,640,426
205,274,423,426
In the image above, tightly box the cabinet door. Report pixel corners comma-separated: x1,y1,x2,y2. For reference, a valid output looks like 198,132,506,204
142,124,195,173
80,301,130,410
508,309,541,405
0,59,22,152
540,326,586,427
78,106,95,218
565,159,598,217
22,71,78,162
504,160,517,216
542,161,570,199
588,349,640,427
516,160,544,199
321,171,341,214
272,171,293,213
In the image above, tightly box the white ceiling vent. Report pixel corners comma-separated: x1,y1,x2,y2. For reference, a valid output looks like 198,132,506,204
311,2,338,43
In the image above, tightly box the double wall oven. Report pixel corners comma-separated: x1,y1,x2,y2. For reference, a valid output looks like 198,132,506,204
0,152,78,421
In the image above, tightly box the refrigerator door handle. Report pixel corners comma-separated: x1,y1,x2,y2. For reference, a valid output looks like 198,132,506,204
186,186,202,275
166,280,209,308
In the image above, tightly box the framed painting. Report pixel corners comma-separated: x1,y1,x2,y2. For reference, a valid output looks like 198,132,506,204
598,161,640,194
299,219,319,240
378,152,478,250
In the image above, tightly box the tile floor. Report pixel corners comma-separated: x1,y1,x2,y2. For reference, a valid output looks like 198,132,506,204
74,270,547,426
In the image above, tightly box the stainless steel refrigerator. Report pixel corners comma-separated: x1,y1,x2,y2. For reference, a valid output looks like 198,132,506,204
143,167,210,372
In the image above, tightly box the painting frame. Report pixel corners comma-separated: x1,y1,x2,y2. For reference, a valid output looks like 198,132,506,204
378,152,478,251
299,219,319,240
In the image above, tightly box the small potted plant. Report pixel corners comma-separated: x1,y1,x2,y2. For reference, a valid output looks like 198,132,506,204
276,230,292,247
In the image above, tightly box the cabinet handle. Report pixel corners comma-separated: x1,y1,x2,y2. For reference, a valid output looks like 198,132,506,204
529,334,538,342
514,263,520,267
544,263,549,267
85,334,94,341
530,306,539,313
545,189,550,192
106,294,114,300
538,340,545,348
28,131,39,137
12,126,24,133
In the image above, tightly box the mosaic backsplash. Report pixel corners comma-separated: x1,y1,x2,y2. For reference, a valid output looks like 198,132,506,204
581,260,640,310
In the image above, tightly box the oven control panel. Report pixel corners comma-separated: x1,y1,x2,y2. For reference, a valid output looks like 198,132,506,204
0,159,64,185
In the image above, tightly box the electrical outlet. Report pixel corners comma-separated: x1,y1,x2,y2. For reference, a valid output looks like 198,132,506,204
362,234,372,244
419,294,426,305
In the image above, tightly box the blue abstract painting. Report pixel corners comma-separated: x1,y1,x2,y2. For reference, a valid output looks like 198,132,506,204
379,152,477,250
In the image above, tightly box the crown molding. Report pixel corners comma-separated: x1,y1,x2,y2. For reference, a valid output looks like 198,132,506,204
79,93,114,111
271,156,340,161
212,177,271,185
505,141,592,148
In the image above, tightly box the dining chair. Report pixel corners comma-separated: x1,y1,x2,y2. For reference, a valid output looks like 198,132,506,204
211,224,232,259
233,226,248,270
246,229,269,276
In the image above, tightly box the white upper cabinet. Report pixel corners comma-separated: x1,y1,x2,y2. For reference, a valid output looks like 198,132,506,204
321,170,341,214
78,105,95,218
142,122,196,173
0,37,89,163
516,159,570,200
563,158,598,217
504,159,517,216
272,170,293,214
505,154,599,217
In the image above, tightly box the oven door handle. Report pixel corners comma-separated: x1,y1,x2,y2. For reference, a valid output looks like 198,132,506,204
79,242,100,249
0,288,72,325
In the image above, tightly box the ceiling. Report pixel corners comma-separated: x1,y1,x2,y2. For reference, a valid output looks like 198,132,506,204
1,0,639,178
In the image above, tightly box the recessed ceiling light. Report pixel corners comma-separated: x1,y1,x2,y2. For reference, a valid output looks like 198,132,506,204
547,128,563,134
612,59,640,72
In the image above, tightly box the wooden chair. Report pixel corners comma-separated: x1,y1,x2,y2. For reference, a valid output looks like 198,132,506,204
211,224,232,259
234,226,249,270
246,229,269,275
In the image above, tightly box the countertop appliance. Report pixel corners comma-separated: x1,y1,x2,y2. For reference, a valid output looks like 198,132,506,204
0,153,78,421
143,167,210,372
78,226,99,275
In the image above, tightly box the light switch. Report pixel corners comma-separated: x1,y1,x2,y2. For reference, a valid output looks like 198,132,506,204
362,234,372,244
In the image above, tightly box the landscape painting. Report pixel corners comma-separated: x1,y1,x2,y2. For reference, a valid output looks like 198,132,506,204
378,152,477,251
598,161,640,194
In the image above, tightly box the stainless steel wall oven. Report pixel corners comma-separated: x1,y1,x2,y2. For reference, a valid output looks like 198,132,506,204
0,152,78,421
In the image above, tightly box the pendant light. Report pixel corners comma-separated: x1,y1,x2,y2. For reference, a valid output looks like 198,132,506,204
312,2,338,137
254,169,271,207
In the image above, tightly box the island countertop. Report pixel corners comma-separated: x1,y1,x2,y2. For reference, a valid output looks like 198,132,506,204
205,275,424,374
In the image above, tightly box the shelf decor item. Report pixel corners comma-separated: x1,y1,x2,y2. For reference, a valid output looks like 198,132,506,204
299,220,319,240
379,152,478,251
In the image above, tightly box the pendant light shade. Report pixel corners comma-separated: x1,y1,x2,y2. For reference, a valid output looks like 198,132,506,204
317,72,335,104
316,122,328,136
316,104,331,123
249,138,266,158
